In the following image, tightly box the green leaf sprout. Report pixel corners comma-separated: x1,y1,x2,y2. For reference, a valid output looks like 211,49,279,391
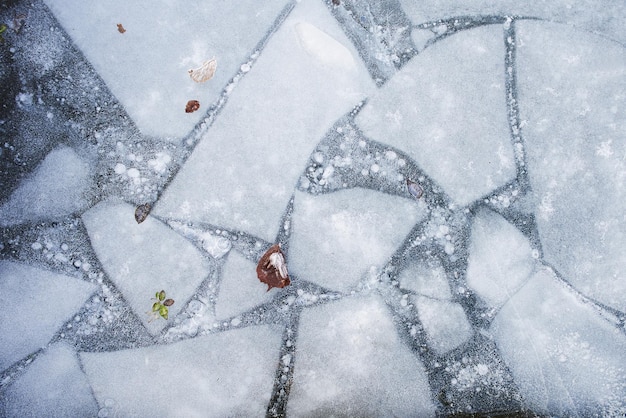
148,290,174,321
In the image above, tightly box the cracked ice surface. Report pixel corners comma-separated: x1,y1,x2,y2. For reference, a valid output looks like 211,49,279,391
81,325,283,417
0,261,95,372
1,343,97,418
82,200,211,335
1,0,625,416
356,25,515,207
43,0,290,139
517,22,626,312
288,296,435,416
154,0,374,241
0,146,93,227
400,0,626,45
491,267,626,416
289,188,424,293
466,208,537,308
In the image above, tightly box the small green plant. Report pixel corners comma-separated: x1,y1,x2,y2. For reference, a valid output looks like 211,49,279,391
0,24,7,43
149,290,175,320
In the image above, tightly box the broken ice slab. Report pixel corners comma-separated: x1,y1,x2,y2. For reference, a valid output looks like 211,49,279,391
43,0,290,139
81,325,282,417
154,0,374,242
399,0,626,45
215,251,276,321
491,267,626,416
516,21,626,313
0,146,93,227
466,208,536,308
0,343,98,417
412,295,473,355
82,200,211,335
288,188,425,293
0,261,96,372
288,295,435,416
356,25,515,207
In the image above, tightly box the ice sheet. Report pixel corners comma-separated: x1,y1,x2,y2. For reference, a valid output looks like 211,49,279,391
491,267,626,415
0,146,92,226
81,325,282,417
0,343,97,418
400,0,626,44
466,208,536,308
82,200,211,335
356,25,515,207
517,21,626,312
215,251,275,320
412,295,473,355
154,0,374,242
43,0,290,139
289,189,424,292
0,261,95,372
288,295,435,416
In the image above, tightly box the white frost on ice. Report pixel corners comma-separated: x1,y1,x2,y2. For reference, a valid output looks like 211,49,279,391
0,146,92,227
517,21,626,312
356,25,515,207
0,343,98,418
82,200,211,335
491,267,626,416
412,295,473,355
80,325,282,417
294,22,356,70
154,0,374,241
0,261,96,372
289,189,424,293
288,296,435,416
215,251,275,320
42,0,289,139
466,208,536,308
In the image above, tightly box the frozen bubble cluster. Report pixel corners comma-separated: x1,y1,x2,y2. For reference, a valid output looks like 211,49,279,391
1,0,624,416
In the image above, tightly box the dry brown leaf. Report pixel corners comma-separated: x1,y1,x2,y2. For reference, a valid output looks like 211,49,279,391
185,100,200,113
188,58,217,83
117,23,126,34
256,244,291,291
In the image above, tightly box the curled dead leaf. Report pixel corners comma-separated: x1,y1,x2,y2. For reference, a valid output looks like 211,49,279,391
12,14,26,33
188,58,217,83
163,298,175,307
185,100,200,113
134,203,151,223
256,244,290,291
117,23,126,34
406,179,424,199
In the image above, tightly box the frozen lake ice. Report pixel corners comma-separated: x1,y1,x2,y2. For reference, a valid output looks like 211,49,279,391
1,0,625,416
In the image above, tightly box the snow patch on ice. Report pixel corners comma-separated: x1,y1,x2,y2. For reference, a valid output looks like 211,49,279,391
294,22,356,71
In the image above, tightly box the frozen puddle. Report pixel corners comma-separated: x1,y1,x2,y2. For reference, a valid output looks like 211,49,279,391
0,0,624,416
